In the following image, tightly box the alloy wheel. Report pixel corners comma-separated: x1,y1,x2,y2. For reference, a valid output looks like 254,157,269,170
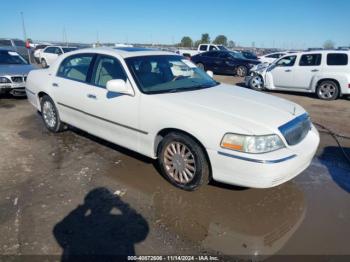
163,142,196,184
42,101,57,128
318,83,337,99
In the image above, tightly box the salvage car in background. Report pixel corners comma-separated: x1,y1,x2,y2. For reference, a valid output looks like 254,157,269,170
246,51,350,100
26,47,319,190
40,46,77,68
0,38,30,62
191,50,261,77
33,44,51,63
258,52,288,64
0,49,36,96
177,44,228,58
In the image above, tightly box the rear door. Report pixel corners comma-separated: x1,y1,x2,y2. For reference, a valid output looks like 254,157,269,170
53,53,96,131
293,53,322,89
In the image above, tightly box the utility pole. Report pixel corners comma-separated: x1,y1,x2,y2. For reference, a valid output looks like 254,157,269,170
20,11,32,63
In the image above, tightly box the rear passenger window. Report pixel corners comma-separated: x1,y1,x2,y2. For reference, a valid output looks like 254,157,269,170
209,45,217,51
91,56,126,88
57,54,94,82
327,53,348,65
299,54,321,66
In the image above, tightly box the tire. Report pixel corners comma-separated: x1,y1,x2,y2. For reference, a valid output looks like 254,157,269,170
40,95,65,132
158,132,210,191
249,75,265,91
41,59,48,68
196,63,205,71
236,66,248,77
316,80,340,100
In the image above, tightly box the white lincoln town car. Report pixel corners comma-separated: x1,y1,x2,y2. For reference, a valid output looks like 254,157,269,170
25,47,320,190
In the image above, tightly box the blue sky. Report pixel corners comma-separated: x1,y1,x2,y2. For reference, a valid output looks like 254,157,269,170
1,0,350,48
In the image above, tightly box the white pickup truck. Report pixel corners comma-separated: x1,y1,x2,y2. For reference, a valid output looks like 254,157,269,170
177,44,228,57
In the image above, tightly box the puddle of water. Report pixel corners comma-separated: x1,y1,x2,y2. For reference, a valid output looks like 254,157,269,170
100,155,306,256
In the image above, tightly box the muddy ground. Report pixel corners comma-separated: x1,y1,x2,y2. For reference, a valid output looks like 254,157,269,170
0,75,349,259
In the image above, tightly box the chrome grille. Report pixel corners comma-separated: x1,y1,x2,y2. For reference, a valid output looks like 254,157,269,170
279,113,311,146
11,76,24,83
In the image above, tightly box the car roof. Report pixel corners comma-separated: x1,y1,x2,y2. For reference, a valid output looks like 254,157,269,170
65,47,177,58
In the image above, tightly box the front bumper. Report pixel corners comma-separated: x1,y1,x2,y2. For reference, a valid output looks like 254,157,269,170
207,125,320,188
0,86,26,96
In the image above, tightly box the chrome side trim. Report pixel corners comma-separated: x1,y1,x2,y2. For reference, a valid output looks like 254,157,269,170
57,102,148,135
217,151,297,164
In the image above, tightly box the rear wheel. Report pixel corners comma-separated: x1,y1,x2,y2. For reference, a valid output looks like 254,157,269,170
158,132,210,191
40,95,65,132
316,80,339,100
236,66,248,77
249,75,265,91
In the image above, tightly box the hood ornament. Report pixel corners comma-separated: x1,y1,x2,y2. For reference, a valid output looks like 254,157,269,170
292,106,296,116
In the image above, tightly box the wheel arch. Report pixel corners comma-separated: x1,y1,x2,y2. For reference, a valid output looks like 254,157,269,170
154,128,212,177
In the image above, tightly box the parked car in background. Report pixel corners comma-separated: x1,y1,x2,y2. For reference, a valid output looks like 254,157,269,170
40,46,78,68
177,44,228,58
246,51,350,100
33,44,51,63
258,52,288,64
0,49,36,96
191,50,261,77
0,38,30,62
240,50,258,60
26,47,319,190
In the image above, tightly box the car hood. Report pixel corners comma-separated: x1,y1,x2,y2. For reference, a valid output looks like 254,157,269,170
155,83,305,135
0,64,37,76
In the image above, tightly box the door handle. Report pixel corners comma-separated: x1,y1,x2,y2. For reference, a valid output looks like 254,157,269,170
311,69,319,72
285,69,292,72
52,83,59,87
87,94,97,99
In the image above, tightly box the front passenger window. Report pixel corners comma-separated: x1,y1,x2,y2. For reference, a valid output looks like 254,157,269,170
92,56,127,88
276,56,296,67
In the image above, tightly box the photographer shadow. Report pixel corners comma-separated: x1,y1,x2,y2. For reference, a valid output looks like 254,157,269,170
53,187,149,261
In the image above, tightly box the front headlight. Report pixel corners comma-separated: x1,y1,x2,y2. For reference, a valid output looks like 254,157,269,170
0,77,11,84
221,133,285,153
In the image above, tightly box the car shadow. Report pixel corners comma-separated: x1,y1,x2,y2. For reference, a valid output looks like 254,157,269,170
319,146,350,193
53,187,149,261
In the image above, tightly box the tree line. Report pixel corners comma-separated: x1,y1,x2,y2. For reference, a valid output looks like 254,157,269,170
179,33,236,48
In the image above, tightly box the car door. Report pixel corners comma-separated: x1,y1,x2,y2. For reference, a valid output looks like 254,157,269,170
43,47,58,65
84,54,140,152
267,55,297,88
53,53,97,131
292,54,322,89
218,52,236,74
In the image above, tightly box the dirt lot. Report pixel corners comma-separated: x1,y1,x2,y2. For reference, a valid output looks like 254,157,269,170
0,75,349,259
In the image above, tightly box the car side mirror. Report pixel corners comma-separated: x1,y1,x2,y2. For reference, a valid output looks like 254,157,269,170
106,79,134,96
206,70,214,78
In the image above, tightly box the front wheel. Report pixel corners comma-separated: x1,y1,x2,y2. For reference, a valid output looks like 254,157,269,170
158,132,210,191
316,80,339,100
40,95,65,132
249,75,265,91
236,66,248,77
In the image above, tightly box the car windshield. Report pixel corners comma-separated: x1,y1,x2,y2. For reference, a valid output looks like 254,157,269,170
0,50,28,65
230,52,245,60
62,47,77,53
125,55,219,94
